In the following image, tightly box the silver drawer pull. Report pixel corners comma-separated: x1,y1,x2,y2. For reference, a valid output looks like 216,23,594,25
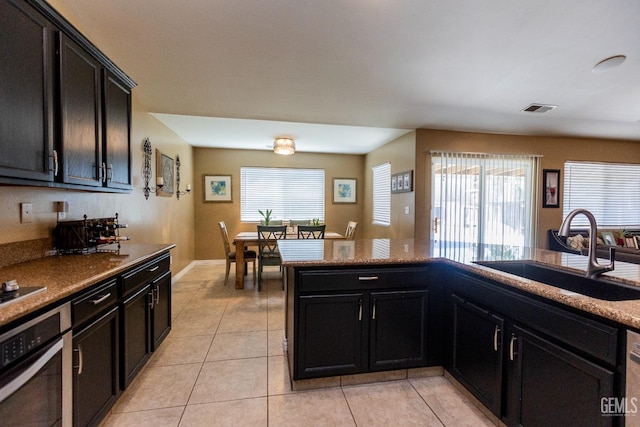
90,293,111,305
493,325,501,352
358,276,379,281
509,334,517,361
148,266,159,272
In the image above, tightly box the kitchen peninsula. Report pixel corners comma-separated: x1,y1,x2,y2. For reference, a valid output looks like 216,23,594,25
279,238,640,426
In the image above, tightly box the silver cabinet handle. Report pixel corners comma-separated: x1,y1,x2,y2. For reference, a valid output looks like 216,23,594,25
148,289,155,309
493,325,500,352
75,343,83,375
101,163,107,183
372,300,376,320
154,286,159,305
90,293,111,305
509,334,517,361
52,150,59,176
358,276,379,281
358,299,362,321
148,266,159,272
107,164,114,183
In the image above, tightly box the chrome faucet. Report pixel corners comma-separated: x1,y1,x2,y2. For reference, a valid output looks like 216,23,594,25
558,209,615,278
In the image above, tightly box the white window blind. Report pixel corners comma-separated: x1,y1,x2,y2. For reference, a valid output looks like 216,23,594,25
240,167,325,222
563,161,640,228
431,152,539,259
372,162,391,226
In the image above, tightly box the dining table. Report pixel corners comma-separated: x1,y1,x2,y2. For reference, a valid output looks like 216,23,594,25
232,231,344,289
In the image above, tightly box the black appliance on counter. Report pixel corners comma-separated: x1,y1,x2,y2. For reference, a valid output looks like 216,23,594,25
54,213,129,254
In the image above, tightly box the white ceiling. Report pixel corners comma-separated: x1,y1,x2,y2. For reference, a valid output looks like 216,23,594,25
57,0,640,154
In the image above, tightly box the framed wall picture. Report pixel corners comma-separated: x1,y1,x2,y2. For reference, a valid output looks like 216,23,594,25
203,174,232,202
391,170,413,193
156,149,174,197
601,231,616,246
543,169,560,208
333,178,357,203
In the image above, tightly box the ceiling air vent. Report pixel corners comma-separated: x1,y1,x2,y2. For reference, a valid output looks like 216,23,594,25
522,103,557,113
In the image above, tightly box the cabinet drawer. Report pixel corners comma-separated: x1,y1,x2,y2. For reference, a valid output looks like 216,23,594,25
121,253,170,298
73,279,118,328
298,266,430,293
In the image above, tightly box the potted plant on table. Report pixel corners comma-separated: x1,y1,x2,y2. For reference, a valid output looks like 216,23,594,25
259,209,273,225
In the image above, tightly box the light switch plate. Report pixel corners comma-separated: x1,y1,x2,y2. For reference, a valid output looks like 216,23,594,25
21,203,33,223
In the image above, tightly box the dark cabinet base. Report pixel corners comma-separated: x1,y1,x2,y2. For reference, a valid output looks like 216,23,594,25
73,306,120,427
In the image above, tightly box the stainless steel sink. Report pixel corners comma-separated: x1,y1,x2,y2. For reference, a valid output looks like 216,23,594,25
474,260,640,301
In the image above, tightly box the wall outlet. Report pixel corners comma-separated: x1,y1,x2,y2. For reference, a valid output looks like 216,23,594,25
21,203,33,223
404,206,410,215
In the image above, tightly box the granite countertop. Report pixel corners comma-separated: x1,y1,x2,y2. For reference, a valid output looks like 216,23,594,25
0,243,175,328
278,239,640,330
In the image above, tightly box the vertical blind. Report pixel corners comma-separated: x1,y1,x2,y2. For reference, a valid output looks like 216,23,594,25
563,161,640,228
431,152,539,259
240,167,325,222
372,162,391,226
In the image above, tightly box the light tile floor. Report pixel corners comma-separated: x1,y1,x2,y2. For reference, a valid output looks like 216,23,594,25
103,264,495,426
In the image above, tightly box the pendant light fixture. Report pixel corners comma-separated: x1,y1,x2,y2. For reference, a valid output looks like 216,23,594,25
273,137,295,155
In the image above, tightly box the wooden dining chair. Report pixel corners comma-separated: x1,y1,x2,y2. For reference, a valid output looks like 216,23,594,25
219,221,256,286
345,221,358,239
297,224,326,239
257,225,287,290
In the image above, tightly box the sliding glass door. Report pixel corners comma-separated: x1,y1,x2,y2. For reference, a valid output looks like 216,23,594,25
431,152,539,260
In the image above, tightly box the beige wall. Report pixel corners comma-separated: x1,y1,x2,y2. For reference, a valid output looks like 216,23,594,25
193,148,364,260
0,96,195,275
414,129,640,248
362,131,417,239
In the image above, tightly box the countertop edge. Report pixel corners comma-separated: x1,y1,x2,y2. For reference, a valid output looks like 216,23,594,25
0,243,176,328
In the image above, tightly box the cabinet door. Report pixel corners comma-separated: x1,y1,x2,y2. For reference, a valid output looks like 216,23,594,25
296,293,365,379
0,0,54,182
504,324,614,427
59,32,103,187
121,285,151,388
151,271,172,350
450,294,504,416
369,290,429,371
73,306,119,427
103,71,132,189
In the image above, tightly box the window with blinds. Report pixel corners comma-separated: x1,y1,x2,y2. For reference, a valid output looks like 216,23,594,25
431,152,539,259
240,167,325,222
372,162,391,226
563,161,640,228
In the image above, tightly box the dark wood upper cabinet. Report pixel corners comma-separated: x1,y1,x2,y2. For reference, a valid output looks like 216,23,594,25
58,32,103,187
0,0,55,182
103,71,132,190
0,0,135,192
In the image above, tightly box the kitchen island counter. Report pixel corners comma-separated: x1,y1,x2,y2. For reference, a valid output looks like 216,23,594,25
0,243,175,328
278,239,640,330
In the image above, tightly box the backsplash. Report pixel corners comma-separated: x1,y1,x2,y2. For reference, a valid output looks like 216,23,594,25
0,238,53,268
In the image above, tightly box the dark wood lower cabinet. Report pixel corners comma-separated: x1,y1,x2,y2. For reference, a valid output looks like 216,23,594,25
447,270,620,427
370,290,429,371
151,271,172,350
450,294,504,416
73,306,119,427
297,293,365,378
295,288,431,379
121,284,151,388
503,325,615,427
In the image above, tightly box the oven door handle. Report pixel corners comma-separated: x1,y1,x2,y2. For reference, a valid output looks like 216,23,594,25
0,337,63,402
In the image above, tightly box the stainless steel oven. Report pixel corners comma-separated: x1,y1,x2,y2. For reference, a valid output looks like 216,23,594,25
0,303,72,427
